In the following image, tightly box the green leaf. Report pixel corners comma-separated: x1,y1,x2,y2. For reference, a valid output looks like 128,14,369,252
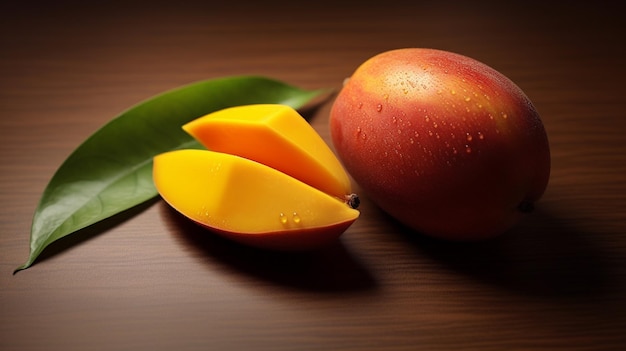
15,75,329,273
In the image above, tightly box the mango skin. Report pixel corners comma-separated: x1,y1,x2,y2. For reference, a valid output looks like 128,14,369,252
153,149,359,250
330,48,550,240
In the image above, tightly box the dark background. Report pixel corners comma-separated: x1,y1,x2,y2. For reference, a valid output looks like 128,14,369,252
1,1,625,350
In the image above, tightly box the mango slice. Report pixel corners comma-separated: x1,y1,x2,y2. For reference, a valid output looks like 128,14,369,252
182,104,352,200
153,149,359,250
153,104,360,250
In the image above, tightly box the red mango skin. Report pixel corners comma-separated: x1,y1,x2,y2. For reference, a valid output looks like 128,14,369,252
193,219,357,251
330,48,551,240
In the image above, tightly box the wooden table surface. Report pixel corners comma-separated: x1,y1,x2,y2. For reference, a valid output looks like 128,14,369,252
1,2,625,350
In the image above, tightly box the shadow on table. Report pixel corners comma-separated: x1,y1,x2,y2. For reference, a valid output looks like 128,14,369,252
162,203,378,294
385,205,618,299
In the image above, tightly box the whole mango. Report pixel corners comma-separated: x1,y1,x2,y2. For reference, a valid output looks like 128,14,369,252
330,48,550,240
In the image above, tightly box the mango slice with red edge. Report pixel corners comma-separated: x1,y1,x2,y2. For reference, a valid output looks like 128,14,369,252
153,104,359,250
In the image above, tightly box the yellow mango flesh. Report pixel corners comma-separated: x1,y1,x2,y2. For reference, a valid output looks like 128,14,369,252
183,104,352,200
153,149,359,250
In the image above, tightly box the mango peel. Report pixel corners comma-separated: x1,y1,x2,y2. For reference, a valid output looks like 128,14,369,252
153,104,359,250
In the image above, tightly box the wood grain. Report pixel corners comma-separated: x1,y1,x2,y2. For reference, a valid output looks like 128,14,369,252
1,2,625,350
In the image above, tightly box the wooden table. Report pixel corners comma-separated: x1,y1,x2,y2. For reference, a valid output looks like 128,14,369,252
2,2,625,350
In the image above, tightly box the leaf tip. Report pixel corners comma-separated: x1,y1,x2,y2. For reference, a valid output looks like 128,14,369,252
13,264,28,275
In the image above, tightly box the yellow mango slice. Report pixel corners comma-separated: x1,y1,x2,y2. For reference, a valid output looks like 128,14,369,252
183,104,352,200
153,149,359,250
